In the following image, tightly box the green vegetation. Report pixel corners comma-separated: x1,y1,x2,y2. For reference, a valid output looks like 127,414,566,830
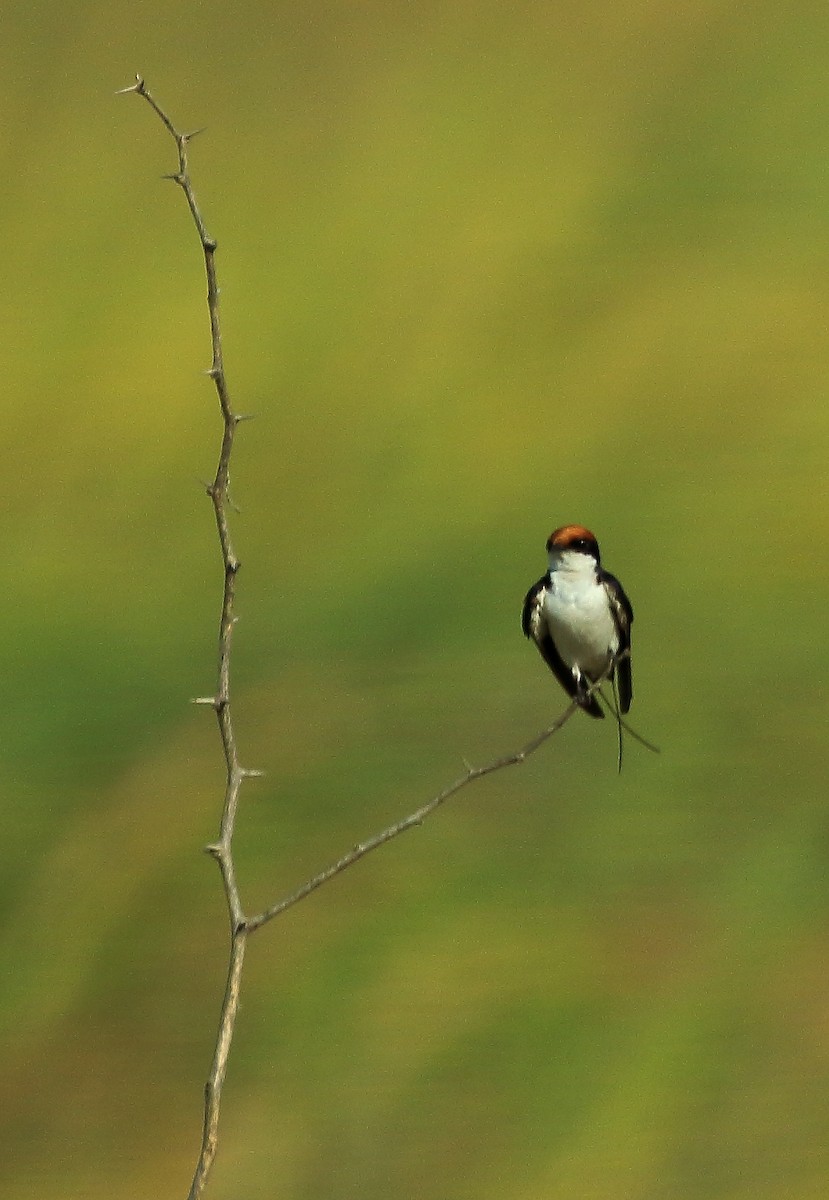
2,3,828,1197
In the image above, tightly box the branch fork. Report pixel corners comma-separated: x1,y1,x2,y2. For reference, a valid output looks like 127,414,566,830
122,76,604,1200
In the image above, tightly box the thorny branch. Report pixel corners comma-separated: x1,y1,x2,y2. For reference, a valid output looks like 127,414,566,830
121,76,611,1199
119,74,257,1200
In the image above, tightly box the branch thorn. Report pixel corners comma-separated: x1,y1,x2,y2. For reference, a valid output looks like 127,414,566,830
115,74,144,95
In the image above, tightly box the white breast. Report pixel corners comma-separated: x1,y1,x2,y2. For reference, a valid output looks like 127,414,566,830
543,566,618,677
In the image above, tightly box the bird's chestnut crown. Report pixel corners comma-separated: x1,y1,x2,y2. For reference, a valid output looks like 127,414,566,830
546,524,600,559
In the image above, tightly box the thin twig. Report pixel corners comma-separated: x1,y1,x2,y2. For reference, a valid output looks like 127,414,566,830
244,698,582,932
120,74,255,1200
244,654,631,932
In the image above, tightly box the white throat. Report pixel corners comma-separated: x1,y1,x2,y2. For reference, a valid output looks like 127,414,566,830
548,547,599,583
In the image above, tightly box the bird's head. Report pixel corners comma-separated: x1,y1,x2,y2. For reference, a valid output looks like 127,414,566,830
546,524,601,570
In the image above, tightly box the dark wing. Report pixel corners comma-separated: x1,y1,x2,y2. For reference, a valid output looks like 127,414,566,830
600,569,633,714
522,577,604,719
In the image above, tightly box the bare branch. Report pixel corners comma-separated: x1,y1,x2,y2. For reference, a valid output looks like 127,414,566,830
121,74,256,1200
244,653,631,933
244,698,582,932
122,76,636,1200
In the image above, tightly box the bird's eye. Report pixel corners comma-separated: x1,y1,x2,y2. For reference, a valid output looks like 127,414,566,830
573,538,589,550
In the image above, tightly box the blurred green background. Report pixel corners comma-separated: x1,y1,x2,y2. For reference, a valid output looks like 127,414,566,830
2,2,828,1197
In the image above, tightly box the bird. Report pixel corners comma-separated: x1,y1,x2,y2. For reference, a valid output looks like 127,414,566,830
522,524,633,720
